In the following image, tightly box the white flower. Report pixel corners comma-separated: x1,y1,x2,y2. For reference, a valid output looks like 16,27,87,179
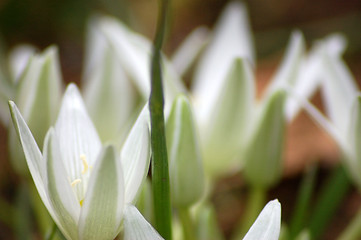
8,46,62,174
290,34,361,187
9,83,162,240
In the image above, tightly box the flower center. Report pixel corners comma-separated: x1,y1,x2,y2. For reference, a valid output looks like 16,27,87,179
70,154,93,206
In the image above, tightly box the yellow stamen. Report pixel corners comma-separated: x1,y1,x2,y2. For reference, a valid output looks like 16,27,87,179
80,154,89,174
79,199,84,206
71,179,81,187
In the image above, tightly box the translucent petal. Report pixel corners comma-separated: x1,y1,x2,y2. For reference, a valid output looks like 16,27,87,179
121,104,151,204
197,58,254,178
123,204,164,240
55,84,102,201
99,16,185,112
98,17,150,97
16,46,62,137
192,1,254,109
286,34,348,121
9,44,36,82
171,27,209,76
243,200,281,240
83,40,136,142
44,129,80,240
320,38,358,135
9,46,62,174
266,31,305,98
286,86,344,146
78,145,124,240
285,40,323,121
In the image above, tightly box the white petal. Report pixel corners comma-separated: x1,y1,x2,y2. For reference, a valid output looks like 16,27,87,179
285,86,344,146
15,46,62,146
344,95,361,188
44,128,80,240
82,17,109,85
99,16,185,112
243,90,286,188
266,31,305,99
121,104,151,204
166,95,205,207
9,44,36,82
99,17,150,97
123,204,164,240
243,200,281,240
285,40,323,121
78,145,125,240
192,1,254,107
197,58,255,178
286,34,346,121
320,37,358,134
83,39,136,142
8,46,62,175
171,27,209,76
55,83,102,201
8,102,62,232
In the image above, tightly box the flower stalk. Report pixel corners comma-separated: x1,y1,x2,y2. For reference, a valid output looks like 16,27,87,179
149,0,172,239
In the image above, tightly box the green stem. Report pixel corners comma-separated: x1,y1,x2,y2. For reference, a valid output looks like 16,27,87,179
232,186,266,240
149,0,172,239
308,165,350,239
289,165,317,239
178,208,196,240
338,205,361,240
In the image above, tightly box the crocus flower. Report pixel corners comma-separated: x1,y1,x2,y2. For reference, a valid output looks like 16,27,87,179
9,84,162,240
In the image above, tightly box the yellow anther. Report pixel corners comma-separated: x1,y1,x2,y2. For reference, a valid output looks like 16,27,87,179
80,154,89,174
71,179,81,187
79,199,84,206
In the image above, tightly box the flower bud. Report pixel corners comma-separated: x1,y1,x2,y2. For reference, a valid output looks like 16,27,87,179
243,90,286,188
166,94,205,207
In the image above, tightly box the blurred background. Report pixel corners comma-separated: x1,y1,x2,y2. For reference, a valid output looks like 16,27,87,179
0,0,360,239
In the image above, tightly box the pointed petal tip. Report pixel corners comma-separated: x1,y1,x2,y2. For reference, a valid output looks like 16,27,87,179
65,82,81,95
8,100,15,109
268,199,281,209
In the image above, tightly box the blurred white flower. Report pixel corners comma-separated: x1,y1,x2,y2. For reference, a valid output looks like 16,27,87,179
290,34,361,187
